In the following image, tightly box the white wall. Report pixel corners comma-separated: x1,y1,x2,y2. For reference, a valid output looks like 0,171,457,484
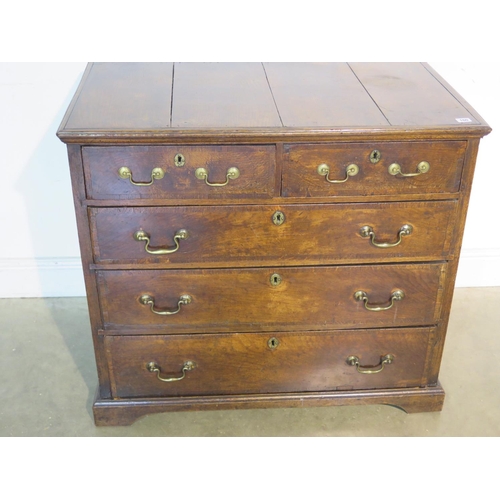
0,63,87,297
429,63,500,286
0,62,498,297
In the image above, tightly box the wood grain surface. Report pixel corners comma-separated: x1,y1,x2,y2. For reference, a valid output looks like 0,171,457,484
282,141,466,197
66,145,112,398
96,263,446,333
82,145,277,200
93,383,445,425
58,63,490,141
350,62,480,126
172,62,281,128
90,201,457,266
105,328,432,398
64,63,173,130
263,62,388,127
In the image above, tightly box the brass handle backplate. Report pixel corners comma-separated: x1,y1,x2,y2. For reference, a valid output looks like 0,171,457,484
317,163,359,183
360,224,413,248
354,289,405,311
346,354,394,374
118,166,165,186
195,167,240,186
134,229,189,255
388,161,430,177
140,294,192,315
147,361,195,382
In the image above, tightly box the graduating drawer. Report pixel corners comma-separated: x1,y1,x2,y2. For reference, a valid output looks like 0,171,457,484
104,328,433,398
90,201,457,266
96,263,446,333
82,145,277,200
282,141,466,197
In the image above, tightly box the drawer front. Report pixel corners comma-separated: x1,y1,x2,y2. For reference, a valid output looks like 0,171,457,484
82,145,277,200
90,201,457,266
105,328,433,398
282,141,466,197
97,264,446,332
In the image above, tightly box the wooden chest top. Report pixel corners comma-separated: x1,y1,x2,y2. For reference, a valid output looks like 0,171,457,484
57,62,491,143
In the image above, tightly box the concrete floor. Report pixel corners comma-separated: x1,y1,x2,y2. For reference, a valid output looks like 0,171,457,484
1,287,499,436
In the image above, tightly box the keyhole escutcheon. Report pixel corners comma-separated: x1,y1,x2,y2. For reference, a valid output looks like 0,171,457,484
268,337,280,350
174,153,185,167
272,210,285,226
270,273,282,286
370,149,381,164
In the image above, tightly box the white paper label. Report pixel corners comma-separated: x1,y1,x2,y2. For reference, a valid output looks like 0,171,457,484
455,118,472,123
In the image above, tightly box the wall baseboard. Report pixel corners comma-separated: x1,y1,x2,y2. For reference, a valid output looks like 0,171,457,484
0,250,499,298
455,248,500,288
0,257,85,298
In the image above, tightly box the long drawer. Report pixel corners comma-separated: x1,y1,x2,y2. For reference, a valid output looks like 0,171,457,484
82,145,277,200
104,328,434,398
96,263,446,333
90,201,457,266
282,141,466,197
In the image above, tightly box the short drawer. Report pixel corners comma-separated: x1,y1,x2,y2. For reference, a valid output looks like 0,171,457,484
82,145,277,200
104,328,434,398
97,263,446,333
90,201,457,266
282,141,466,197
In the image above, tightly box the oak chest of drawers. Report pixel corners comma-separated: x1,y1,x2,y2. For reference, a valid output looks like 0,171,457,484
57,62,491,426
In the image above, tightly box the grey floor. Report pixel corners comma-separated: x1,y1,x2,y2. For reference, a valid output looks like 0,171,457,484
1,287,499,436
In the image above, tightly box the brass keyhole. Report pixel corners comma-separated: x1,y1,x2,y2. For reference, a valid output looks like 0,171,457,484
270,273,282,286
272,211,285,226
370,150,381,164
174,153,185,167
268,337,280,350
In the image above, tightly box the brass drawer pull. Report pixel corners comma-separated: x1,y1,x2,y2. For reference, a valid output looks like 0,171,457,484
317,163,359,183
346,354,394,374
195,166,240,186
360,224,413,248
354,289,405,311
388,161,430,177
118,166,165,186
140,294,192,315
134,229,189,255
147,361,195,382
